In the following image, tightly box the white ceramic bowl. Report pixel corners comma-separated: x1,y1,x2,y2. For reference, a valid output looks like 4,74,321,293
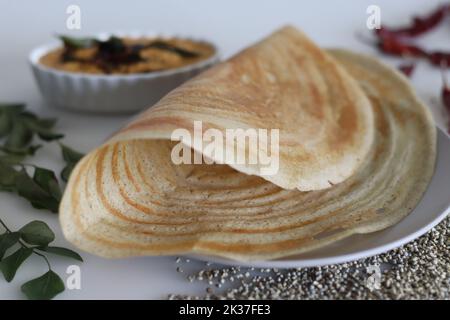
29,33,220,113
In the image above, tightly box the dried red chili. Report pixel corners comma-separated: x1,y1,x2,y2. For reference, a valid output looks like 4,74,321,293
398,63,415,77
441,65,450,133
376,5,450,38
442,70,450,111
373,4,450,67
378,37,425,58
442,85,450,112
377,37,450,67
428,52,450,67
367,4,450,133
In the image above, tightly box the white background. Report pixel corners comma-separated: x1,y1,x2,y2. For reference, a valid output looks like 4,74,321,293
0,0,448,299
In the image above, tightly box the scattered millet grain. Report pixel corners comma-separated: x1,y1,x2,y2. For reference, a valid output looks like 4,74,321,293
170,216,449,299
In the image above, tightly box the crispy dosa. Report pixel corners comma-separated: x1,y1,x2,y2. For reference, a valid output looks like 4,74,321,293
59,28,436,261
105,26,375,191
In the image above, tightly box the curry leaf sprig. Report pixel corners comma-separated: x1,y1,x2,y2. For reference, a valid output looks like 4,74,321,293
0,219,82,299
0,103,63,155
0,103,84,211
1,161,65,213
0,102,85,299
60,143,84,182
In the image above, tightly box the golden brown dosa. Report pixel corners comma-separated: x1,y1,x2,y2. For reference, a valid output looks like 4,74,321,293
105,26,375,191
59,28,435,261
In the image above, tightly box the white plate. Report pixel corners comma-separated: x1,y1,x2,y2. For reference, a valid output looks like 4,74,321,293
189,129,450,268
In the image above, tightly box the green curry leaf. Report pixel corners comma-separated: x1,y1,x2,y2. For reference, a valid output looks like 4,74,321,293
0,247,33,282
21,270,65,300
19,221,55,246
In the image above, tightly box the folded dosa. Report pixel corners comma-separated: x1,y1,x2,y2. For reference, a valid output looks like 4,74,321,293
106,26,375,191
59,27,435,261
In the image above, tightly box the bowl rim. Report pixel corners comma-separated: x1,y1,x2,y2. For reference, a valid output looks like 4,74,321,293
29,31,221,80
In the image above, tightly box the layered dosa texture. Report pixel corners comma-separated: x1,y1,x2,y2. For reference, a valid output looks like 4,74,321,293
107,26,375,191
59,28,436,261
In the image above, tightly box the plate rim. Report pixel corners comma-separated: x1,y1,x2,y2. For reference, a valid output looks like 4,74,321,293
187,128,450,268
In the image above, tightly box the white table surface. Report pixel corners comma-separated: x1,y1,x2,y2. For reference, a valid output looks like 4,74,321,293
0,0,448,299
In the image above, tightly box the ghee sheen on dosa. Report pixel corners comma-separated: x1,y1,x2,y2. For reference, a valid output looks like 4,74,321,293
59,27,436,261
